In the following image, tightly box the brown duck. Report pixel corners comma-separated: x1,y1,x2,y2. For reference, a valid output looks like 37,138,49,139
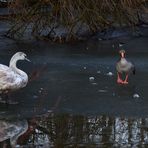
116,50,135,84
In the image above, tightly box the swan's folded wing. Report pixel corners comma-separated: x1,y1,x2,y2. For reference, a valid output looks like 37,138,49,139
0,69,16,90
0,64,10,71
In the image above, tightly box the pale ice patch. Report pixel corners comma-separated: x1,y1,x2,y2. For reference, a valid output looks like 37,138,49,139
133,93,140,98
98,90,107,93
106,72,114,76
89,77,95,82
33,95,38,99
119,43,123,47
91,82,98,85
97,71,101,74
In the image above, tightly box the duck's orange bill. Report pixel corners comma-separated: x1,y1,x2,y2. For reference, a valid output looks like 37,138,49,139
121,52,125,58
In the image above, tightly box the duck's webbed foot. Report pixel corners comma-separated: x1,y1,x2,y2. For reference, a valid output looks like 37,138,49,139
123,74,129,85
117,72,124,84
123,81,128,84
117,79,124,84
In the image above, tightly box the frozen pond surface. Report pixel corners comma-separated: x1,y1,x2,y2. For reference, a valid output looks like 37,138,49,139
0,34,148,118
0,20,148,147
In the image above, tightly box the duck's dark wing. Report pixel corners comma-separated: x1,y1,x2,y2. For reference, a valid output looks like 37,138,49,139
132,64,136,75
116,58,121,72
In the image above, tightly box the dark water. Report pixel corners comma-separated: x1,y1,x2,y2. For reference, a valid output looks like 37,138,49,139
0,20,148,147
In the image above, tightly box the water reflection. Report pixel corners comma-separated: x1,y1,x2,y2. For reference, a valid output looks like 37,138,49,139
0,119,28,148
1,114,148,147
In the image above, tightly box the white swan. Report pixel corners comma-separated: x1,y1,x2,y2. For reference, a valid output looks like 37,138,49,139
0,52,30,94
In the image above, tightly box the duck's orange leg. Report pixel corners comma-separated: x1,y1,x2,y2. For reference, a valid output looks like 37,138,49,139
123,74,128,84
117,72,124,84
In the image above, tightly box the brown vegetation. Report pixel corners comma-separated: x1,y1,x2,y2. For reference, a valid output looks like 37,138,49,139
6,0,148,41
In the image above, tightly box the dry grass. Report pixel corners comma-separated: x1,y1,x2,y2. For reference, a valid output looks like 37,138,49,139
7,0,148,41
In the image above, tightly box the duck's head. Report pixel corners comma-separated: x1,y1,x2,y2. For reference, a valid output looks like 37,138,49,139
119,50,125,58
13,52,30,62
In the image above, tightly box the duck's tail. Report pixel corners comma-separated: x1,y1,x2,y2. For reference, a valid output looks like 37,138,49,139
132,66,136,75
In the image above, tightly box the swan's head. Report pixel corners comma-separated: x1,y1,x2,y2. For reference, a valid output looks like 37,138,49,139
119,50,125,58
13,52,30,62
9,52,30,68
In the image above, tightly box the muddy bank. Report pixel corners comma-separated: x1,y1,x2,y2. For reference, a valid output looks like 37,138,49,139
1,19,148,54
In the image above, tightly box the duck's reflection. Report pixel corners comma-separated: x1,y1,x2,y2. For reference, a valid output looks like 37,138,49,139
1,114,148,147
115,84,136,97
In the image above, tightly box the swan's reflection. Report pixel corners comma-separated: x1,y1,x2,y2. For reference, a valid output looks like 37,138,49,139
0,119,28,148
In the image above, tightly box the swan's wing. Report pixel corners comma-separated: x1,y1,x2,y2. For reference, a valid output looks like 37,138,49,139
0,64,9,71
0,72,15,83
0,68,15,82
0,67,16,91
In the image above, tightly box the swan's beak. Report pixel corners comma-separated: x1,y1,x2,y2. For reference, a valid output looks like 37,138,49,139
25,57,31,62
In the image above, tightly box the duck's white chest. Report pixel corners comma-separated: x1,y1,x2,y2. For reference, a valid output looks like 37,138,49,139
120,58,128,65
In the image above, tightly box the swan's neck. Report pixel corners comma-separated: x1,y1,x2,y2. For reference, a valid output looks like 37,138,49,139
9,58,27,78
